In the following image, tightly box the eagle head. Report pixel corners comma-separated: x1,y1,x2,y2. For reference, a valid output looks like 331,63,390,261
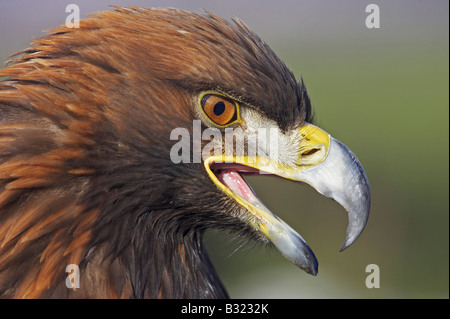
0,7,370,298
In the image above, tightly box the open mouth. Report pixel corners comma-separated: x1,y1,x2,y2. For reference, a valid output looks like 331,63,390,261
211,163,268,210
206,158,319,275
202,124,371,276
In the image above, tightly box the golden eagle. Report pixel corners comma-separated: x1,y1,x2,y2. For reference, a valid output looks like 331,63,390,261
0,7,370,298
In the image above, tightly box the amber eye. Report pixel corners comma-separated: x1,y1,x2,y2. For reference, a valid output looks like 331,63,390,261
201,94,238,126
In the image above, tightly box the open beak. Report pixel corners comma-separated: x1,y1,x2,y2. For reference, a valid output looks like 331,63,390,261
204,123,371,275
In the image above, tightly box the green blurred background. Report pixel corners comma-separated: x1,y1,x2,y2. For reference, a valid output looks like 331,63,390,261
1,0,448,298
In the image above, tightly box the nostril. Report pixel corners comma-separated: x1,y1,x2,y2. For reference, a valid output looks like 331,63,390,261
302,148,320,157
298,145,327,166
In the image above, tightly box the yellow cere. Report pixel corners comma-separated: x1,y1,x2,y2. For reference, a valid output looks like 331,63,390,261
297,123,330,166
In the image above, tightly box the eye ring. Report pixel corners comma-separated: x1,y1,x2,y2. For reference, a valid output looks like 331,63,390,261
199,92,241,127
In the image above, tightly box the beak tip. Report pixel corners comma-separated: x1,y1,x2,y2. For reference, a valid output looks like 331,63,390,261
308,259,319,276
339,215,369,252
339,241,351,252
298,245,319,276
298,258,318,276
309,267,319,276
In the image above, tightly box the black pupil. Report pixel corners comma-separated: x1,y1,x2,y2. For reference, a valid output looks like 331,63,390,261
213,101,226,116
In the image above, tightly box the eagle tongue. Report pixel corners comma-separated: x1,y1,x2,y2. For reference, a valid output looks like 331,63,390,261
216,170,264,209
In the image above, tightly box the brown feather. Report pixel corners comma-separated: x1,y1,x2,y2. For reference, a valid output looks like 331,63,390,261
0,6,310,298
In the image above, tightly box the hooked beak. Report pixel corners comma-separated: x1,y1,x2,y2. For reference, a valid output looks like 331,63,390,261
204,123,371,275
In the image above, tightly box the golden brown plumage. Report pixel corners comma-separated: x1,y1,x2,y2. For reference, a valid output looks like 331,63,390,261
0,6,370,299
1,6,301,298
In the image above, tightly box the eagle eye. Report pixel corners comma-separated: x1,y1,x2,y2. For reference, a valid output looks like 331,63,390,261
200,93,240,127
